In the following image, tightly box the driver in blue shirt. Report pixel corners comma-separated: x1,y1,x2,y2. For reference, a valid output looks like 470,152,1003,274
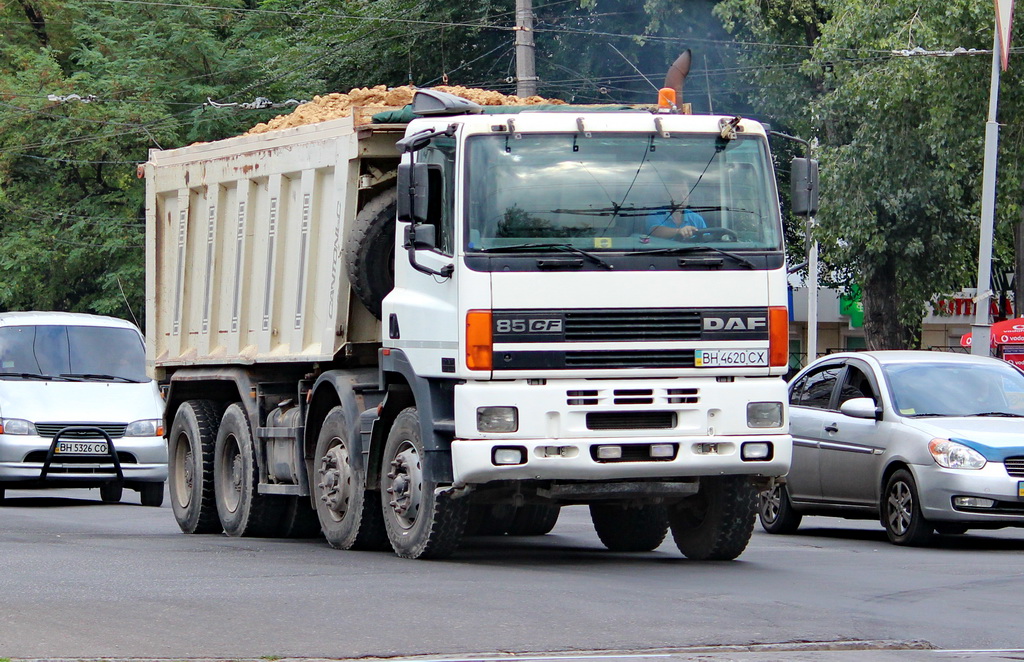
646,182,707,240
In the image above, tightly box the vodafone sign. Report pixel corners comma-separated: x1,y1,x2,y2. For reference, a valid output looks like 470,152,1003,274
960,318,1024,347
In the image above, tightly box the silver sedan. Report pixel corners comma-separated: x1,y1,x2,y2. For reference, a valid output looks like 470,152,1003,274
760,350,1024,545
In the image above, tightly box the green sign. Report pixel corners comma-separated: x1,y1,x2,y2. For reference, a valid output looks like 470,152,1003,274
839,285,863,328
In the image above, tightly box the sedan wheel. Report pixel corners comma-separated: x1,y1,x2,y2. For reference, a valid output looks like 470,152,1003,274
758,478,802,534
883,469,932,546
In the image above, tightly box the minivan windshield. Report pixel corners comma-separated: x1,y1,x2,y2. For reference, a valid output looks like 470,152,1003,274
0,325,148,383
465,132,782,253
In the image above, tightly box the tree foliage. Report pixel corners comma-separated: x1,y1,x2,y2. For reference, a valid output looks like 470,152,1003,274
717,0,1024,348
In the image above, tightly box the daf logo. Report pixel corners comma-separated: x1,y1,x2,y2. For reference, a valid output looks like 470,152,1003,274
703,316,767,331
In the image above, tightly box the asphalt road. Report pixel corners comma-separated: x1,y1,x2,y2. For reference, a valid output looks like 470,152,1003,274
2,486,1024,661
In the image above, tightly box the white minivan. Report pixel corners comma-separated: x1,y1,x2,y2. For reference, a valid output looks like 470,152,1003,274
0,311,167,505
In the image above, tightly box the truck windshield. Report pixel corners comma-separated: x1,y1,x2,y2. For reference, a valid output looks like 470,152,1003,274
0,325,148,383
465,132,782,253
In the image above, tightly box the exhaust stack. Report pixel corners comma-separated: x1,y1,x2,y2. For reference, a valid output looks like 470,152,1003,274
664,50,691,103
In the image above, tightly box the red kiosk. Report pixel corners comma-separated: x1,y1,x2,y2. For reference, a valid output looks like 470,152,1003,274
959,318,1024,368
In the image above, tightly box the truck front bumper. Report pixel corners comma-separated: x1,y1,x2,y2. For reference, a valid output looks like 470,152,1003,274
451,433,791,486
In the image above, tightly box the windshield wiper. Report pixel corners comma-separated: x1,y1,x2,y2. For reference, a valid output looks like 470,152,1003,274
968,411,1024,417
625,245,756,269
905,412,951,418
60,373,139,383
0,372,70,381
477,243,613,270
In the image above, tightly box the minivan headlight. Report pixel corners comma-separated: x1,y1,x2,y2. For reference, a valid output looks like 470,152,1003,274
125,419,163,437
0,418,36,435
929,439,986,470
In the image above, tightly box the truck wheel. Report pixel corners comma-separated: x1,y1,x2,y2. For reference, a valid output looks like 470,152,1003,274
214,404,285,537
278,497,322,538
314,406,388,549
758,478,802,534
590,504,668,551
507,504,561,536
168,400,222,534
347,188,396,320
380,407,468,559
139,482,164,508
100,482,123,503
470,504,518,535
669,476,756,561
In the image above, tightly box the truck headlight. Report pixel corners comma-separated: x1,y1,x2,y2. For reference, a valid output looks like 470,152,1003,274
0,418,36,435
125,419,164,437
477,407,518,433
747,402,783,428
929,439,986,470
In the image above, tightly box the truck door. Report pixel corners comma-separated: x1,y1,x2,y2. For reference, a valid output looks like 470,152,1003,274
385,136,461,378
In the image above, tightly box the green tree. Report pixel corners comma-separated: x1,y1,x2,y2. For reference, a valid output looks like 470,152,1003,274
717,0,1024,349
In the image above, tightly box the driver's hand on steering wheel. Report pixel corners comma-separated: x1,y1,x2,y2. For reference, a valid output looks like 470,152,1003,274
676,225,697,239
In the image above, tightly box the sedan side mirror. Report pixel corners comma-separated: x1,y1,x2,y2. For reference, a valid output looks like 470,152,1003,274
840,397,882,421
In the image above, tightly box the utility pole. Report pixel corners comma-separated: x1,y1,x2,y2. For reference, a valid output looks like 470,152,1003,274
515,0,537,97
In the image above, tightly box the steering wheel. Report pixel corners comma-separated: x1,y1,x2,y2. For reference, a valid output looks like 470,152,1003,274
683,227,739,242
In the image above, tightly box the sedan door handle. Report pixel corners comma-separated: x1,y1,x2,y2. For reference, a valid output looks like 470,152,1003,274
824,424,839,433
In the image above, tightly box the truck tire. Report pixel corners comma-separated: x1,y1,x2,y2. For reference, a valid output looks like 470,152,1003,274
168,400,222,534
590,504,668,551
278,496,322,538
213,404,286,537
669,476,756,561
99,482,123,504
381,407,468,559
507,504,561,536
758,478,802,534
468,503,518,535
139,482,165,508
314,406,388,549
347,188,396,320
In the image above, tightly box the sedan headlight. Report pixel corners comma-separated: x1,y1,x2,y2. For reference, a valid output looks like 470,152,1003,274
0,418,36,435
125,419,164,437
928,439,987,470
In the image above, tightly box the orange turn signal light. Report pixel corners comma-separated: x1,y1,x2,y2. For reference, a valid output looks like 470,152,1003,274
466,310,493,371
769,306,789,367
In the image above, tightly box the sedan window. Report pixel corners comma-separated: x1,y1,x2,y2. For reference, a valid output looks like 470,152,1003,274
838,365,878,407
884,362,1024,417
791,365,843,409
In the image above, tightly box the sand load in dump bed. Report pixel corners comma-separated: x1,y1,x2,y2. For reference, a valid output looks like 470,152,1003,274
246,85,567,134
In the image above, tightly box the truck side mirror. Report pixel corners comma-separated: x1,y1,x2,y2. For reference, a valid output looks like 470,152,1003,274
404,223,437,250
397,162,430,223
791,157,819,216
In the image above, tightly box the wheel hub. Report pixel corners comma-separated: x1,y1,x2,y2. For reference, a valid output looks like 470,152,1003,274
385,443,422,529
888,481,912,535
317,443,352,521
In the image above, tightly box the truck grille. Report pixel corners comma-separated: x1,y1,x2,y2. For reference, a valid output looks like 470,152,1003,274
565,350,696,369
567,388,699,407
35,423,127,440
1005,457,1024,477
586,412,677,430
563,309,702,341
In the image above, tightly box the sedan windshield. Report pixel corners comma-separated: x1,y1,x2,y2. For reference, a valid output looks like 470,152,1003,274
0,325,148,383
884,362,1024,417
465,132,782,253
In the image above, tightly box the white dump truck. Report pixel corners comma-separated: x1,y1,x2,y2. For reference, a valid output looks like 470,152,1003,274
146,84,807,559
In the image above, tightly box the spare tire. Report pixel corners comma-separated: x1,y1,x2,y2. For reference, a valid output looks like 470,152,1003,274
347,188,397,320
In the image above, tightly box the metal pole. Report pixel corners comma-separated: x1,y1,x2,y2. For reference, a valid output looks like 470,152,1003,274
807,218,818,363
515,0,538,97
971,27,1002,356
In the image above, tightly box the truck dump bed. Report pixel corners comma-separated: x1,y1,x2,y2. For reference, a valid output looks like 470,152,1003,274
145,116,405,370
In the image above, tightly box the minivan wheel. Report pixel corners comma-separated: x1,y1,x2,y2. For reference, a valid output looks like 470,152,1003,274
883,469,933,546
